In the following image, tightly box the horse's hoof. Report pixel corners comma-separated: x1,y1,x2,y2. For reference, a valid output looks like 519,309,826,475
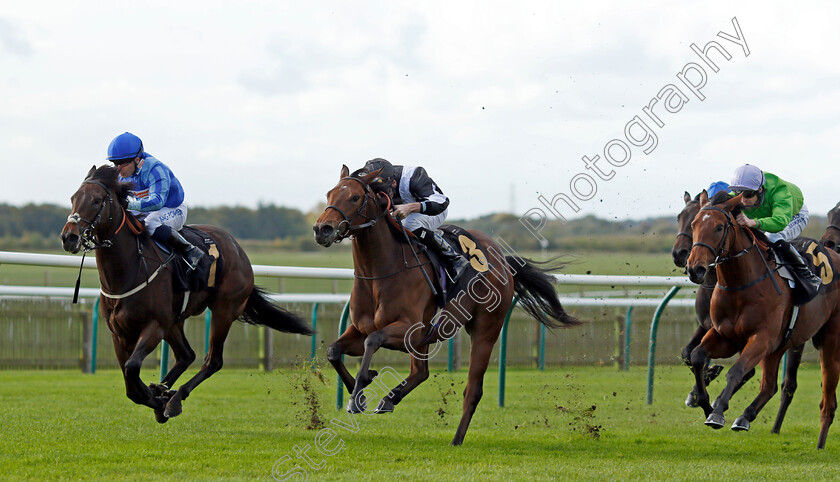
374,398,395,414
731,416,750,432
346,395,367,414
149,383,169,397
705,413,725,429
154,410,169,424
685,391,699,408
164,395,183,418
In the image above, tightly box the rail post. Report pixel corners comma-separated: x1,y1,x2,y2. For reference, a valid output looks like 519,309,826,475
498,296,519,408
335,300,351,410
647,286,681,404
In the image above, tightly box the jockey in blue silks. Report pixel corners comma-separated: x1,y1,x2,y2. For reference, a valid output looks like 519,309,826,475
107,132,204,270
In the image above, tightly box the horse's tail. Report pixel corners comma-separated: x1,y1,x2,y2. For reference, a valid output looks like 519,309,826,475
507,256,581,329
239,287,314,335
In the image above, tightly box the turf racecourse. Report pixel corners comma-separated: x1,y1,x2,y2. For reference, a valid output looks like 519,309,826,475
0,365,837,480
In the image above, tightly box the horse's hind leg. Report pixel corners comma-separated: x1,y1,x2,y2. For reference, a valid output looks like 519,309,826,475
817,318,840,449
375,346,430,414
122,322,166,411
156,323,196,390
451,326,498,446
772,343,805,434
326,324,368,394
164,309,235,418
731,350,783,431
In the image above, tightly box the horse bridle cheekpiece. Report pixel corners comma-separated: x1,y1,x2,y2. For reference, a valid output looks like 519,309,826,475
324,176,386,243
692,205,750,265
67,180,115,251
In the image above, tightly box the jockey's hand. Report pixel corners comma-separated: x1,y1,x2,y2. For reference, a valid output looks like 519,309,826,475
393,202,421,220
735,213,757,228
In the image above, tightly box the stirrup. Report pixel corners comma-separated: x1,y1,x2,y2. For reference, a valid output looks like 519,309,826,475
183,247,204,271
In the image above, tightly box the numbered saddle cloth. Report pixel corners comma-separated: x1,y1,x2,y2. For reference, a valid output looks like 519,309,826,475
152,226,223,294
775,238,839,305
428,224,495,308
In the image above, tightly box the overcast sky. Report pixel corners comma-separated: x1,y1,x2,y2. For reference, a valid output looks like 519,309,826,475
1,1,838,223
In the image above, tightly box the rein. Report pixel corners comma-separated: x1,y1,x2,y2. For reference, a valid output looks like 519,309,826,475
69,179,175,303
694,205,781,295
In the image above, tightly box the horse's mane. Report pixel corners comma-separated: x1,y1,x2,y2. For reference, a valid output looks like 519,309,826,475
88,165,133,210
709,191,732,206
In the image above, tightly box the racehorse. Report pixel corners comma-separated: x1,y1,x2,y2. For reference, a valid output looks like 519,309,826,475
60,166,312,422
312,165,580,445
674,191,804,433
686,192,840,448
821,202,840,252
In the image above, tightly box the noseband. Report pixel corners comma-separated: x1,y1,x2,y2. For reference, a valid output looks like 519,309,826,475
324,177,387,243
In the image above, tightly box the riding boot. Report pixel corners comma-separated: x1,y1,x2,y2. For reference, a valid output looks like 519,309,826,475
415,228,469,284
775,240,821,304
169,231,205,271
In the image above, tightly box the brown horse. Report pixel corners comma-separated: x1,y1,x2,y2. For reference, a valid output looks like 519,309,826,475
821,202,840,252
313,165,580,445
60,166,312,422
674,191,805,432
686,192,840,448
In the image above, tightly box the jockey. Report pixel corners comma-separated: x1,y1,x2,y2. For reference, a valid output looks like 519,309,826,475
363,158,468,283
728,163,821,300
706,181,729,198
107,132,204,270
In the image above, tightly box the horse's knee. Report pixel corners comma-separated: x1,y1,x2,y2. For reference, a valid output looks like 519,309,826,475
689,346,707,367
326,343,343,363
183,347,196,366
207,357,223,374
124,359,143,378
364,332,385,350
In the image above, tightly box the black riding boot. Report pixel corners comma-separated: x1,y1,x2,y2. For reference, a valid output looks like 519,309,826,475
775,240,821,304
415,228,469,283
169,231,204,271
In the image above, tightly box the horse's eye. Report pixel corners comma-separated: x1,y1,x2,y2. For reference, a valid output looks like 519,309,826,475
716,224,724,232
93,197,102,205
350,195,360,202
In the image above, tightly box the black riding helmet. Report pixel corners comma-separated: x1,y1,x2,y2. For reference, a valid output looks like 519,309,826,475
363,158,396,192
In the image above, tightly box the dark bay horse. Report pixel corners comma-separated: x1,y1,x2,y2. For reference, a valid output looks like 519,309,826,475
821,202,840,252
60,166,312,422
686,192,840,448
674,190,804,432
313,165,580,445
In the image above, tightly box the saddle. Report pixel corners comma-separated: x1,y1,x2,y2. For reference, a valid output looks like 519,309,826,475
385,214,491,308
152,226,222,294
775,238,837,305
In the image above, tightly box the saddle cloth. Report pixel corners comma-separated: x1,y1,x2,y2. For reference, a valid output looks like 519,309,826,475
421,224,494,308
153,226,222,294
775,238,838,304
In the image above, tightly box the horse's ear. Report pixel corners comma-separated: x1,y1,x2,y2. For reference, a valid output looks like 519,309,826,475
85,165,97,180
725,193,744,210
698,189,709,205
683,191,691,204
340,165,349,179
360,167,383,185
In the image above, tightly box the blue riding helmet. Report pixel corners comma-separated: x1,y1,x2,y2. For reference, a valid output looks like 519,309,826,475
107,132,144,163
707,181,729,198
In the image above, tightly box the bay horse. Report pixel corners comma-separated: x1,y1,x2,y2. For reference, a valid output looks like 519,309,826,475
313,165,580,446
686,192,840,448
60,166,312,422
674,190,804,433
820,202,840,252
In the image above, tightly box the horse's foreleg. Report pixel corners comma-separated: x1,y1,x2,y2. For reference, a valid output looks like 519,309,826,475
772,343,805,434
682,324,709,408
164,310,234,418
731,351,783,432
348,323,408,414
690,329,740,418
706,334,772,429
122,322,165,411
326,324,367,394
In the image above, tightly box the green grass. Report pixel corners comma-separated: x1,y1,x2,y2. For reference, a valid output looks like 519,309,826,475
0,365,837,480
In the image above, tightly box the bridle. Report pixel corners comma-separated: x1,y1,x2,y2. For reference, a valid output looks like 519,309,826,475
674,201,698,243
692,205,781,294
324,176,388,243
66,180,120,251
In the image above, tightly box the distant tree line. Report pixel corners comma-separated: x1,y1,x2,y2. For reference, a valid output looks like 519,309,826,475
0,203,828,253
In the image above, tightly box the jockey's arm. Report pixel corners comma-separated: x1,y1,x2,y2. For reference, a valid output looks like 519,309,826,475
128,164,171,212
407,167,450,216
753,185,795,232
